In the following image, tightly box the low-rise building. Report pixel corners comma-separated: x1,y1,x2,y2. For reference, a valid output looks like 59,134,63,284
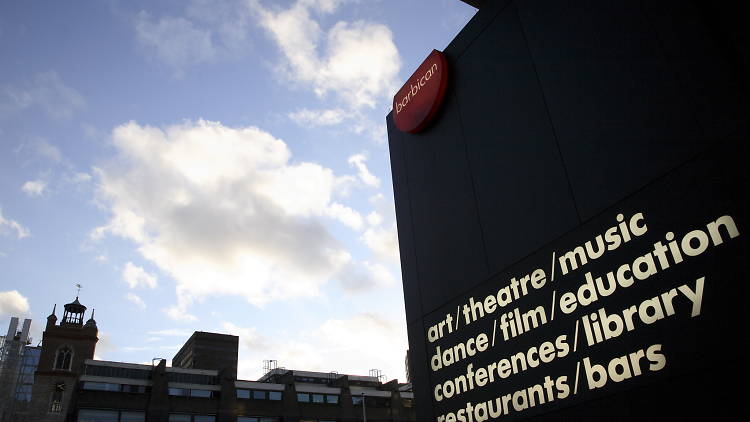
4,297,415,422
1,317,41,422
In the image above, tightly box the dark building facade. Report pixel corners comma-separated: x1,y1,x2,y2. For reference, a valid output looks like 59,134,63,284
1,318,41,421
5,296,415,422
75,362,414,422
172,332,239,377
27,299,100,422
388,1,748,421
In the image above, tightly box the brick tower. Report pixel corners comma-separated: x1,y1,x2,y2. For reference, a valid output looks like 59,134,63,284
29,297,98,421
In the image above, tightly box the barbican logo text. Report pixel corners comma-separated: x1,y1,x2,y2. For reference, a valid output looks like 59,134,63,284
393,49,449,134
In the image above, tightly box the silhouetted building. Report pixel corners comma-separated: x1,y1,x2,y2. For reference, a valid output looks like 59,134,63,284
4,296,415,422
388,0,749,421
30,298,99,422
1,318,41,422
172,332,239,378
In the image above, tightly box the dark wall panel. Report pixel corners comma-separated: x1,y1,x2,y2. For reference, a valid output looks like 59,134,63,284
406,319,434,422
400,92,490,316
453,3,579,276
641,0,750,142
388,115,423,324
517,0,711,220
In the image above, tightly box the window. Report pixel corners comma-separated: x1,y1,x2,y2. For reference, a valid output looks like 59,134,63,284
167,372,218,385
77,409,118,422
297,392,337,404
237,418,279,422
169,388,212,397
120,412,146,422
50,387,64,413
122,385,147,394
81,383,146,394
190,389,212,398
55,346,73,370
85,365,151,380
169,415,214,422
82,382,120,392
77,410,145,422
50,400,63,413
351,396,363,405
237,389,280,400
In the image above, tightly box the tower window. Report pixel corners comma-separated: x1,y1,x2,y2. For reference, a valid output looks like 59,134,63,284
50,384,64,413
55,347,73,370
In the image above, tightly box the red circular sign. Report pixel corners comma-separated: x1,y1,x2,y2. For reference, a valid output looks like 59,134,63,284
393,50,449,134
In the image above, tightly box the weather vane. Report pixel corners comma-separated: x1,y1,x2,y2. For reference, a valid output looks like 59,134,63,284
75,283,82,297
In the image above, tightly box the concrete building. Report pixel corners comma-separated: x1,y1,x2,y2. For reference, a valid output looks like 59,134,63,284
3,296,415,422
172,332,239,378
1,318,41,422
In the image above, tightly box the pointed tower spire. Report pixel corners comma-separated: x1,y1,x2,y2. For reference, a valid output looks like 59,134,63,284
85,308,98,330
47,303,58,329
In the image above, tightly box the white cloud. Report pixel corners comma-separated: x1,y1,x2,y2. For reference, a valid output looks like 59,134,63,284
147,328,193,337
348,153,380,188
94,332,116,360
134,12,216,76
361,223,399,264
122,346,150,352
222,321,268,350
93,119,376,313
32,139,63,163
366,211,382,226
185,0,253,50
0,290,30,316
165,305,197,322
0,71,85,119
324,203,363,231
289,108,347,127
125,292,147,309
338,260,395,292
224,312,407,381
369,193,385,203
21,180,46,196
0,207,30,239
254,0,401,109
72,172,92,183
134,0,254,76
122,262,158,289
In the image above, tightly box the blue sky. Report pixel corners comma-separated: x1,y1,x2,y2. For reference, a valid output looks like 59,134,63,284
0,0,475,381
